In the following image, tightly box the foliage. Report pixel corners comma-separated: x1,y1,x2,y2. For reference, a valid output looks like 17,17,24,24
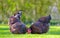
0,0,59,24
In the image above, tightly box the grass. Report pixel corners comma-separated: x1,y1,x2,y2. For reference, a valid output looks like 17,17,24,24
0,24,60,38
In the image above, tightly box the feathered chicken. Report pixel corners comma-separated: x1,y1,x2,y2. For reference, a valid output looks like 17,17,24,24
30,15,51,34
8,10,27,34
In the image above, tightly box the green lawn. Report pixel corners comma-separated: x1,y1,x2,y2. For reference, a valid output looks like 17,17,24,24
0,24,60,38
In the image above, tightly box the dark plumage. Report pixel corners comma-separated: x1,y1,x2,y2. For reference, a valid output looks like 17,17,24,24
30,15,51,34
8,11,27,34
10,22,27,34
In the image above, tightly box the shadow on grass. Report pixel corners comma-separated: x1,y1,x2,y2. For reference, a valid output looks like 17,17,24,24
0,31,60,35
46,31,60,35
0,28,60,35
46,28,60,35
0,28,9,30
0,32,11,34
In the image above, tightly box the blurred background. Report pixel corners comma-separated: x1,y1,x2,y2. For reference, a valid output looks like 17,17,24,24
0,0,60,25
0,0,60,38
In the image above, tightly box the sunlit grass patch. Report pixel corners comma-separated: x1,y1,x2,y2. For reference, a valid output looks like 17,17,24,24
0,24,60,38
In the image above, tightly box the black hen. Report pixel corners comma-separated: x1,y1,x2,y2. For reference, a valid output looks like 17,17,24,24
30,15,51,34
8,11,27,34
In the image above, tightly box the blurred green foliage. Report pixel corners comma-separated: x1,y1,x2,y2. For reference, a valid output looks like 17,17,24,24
0,0,60,24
